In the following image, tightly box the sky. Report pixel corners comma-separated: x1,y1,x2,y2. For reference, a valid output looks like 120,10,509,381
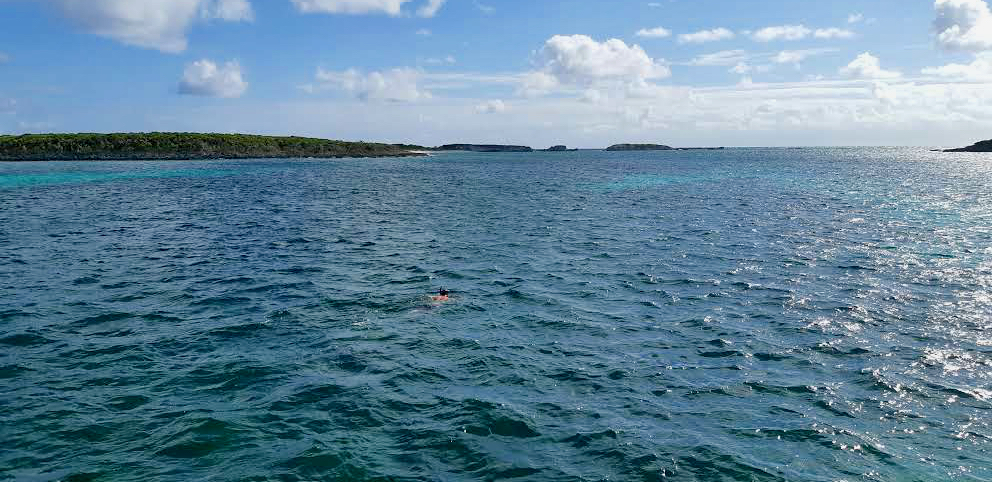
0,0,991,147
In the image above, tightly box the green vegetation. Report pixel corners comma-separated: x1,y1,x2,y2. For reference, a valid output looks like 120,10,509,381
0,133,427,161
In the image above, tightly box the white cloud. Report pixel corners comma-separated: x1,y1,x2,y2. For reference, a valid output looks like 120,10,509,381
773,48,837,65
291,0,409,15
678,28,735,44
636,27,672,38
416,28,431,36
537,35,670,85
202,0,253,21
51,0,251,53
417,0,445,17
178,59,248,98
848,13,864,24
751,25,812,42
814,28,855,39
475,99,506,114
688,50,748,66
934,0,992,52
840,52,901,79
425,55,456,64
922,52,992,79
580,88,604,103
517,71,559,97
314,67,430,102
56,75,992,148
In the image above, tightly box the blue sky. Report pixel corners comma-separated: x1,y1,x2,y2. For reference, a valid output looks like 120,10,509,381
1,0,991,147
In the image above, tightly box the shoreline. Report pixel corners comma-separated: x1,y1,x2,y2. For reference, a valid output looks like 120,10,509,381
0,152,428,162
0,133,428,162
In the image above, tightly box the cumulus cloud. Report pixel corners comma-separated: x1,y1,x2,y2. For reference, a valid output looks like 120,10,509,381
840,52,901,79
678,28,735,44
688,50,749,66
291,0,409,15
751,25,812,42
934,0,992,52
314,67,430,102
636,27,672,38
537,35,670,85
848,13,864,23
922,52,992,79
475,99,506,114
814,28,855,39
51,0,252,53
178,59,248,98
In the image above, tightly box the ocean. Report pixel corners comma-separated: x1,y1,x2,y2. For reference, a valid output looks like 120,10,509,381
2,148,991,480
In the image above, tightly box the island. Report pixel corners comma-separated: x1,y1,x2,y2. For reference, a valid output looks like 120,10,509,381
944,139,992,152
0,133,428,161
543,145,578,152
436,144,533,152
605,144,674,151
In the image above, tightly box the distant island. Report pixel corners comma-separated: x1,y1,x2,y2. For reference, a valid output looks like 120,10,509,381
605,144,674,151
0,133,741,161
944,139,992,152
436,144,534,152
605,144,725,151
0,133,427,161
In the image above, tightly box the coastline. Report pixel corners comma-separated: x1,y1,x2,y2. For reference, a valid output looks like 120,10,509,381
0,152,429,162
0,133,428,162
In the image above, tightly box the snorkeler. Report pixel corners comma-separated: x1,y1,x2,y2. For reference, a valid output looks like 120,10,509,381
431,288,450,302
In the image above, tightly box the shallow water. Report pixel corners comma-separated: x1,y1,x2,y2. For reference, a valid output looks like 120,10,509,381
2,148,991,481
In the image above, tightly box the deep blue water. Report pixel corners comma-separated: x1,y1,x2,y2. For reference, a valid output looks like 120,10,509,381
2,148,991,481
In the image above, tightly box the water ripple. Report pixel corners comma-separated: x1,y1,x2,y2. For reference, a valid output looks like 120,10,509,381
2,150,992,480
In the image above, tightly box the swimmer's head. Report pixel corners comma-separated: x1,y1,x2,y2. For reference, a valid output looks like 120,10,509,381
439,288,449,296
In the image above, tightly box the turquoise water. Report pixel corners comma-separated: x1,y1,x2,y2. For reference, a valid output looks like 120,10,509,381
2,148,991,481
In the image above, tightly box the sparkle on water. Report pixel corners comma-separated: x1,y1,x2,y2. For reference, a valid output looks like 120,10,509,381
1,148,991,481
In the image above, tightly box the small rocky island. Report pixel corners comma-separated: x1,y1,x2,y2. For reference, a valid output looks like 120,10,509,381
944,139,992,152
605,144,674,151
436,144,533,152
544,145,578,152
0,133,427,161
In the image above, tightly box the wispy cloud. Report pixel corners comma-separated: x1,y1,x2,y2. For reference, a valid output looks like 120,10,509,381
636,27,672,39
312,67,431,102
751,25,812,42
687,50,749,66
814,28,855,39
678,28,734,44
